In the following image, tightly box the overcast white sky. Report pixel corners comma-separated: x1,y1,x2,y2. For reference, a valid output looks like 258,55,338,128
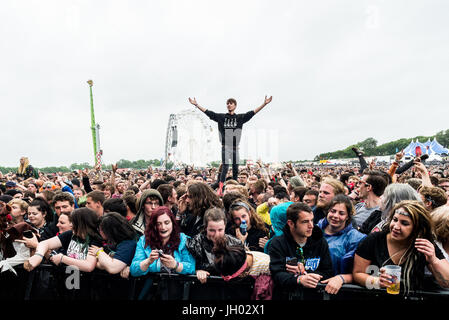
2,0,449,168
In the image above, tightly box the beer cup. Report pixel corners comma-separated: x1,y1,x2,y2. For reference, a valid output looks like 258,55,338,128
384,265,401,295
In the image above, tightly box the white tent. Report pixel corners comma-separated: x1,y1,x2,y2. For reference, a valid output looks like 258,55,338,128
402,138,448,157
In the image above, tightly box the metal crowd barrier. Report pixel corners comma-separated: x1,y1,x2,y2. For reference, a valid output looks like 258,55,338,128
1,264,448,300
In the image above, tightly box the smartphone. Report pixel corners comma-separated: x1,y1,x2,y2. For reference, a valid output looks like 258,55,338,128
286,257,298,266
23,230,34,239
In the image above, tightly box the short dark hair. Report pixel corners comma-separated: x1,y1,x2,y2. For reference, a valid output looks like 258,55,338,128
304,189,319,198
340,173,352,185
157,184,174,204
275,191,290,201
365,170,388,197
103,198,127,217
226,98,237,105
122,193,137,214
203,207,227,227
52,192,75,206
291,186,308,201
286,202,313,224
86,190,105,205
151,179,168,190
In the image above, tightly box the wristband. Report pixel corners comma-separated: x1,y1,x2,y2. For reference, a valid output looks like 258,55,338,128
338,275,345,284
96,248,104,258
60,255,64,265
172,261,180,272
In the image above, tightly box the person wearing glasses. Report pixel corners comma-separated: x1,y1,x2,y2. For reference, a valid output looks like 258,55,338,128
359,183,421,234
268,202,333,299
317,195,366,295
351,170,388,230
41,181,55,191
131,189,164,236
188,96,272,196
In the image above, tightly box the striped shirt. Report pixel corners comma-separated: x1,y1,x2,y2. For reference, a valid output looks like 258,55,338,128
247,251,271,276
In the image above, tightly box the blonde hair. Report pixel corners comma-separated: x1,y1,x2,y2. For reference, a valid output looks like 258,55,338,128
18,157,30,175
321,177,345,195
234,185,249,198
431,205,449,243
8,199,29,212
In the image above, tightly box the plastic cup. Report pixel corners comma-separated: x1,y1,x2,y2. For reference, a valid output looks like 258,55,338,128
384,265,401,295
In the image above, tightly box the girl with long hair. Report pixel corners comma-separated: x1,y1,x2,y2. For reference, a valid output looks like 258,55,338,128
353,200,449,294
25,207,103,273
130,206,195,277
89,212,138,276
228,200,269,252
17,157,37,179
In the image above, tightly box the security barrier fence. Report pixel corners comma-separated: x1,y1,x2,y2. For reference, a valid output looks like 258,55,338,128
1,264,448,301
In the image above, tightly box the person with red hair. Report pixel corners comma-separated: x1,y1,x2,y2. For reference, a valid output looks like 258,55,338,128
130,206,195,277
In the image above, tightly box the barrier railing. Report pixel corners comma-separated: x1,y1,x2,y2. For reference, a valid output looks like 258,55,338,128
1,264,448,300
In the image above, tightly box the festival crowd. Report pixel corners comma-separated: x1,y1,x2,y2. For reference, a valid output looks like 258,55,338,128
1,150,449,300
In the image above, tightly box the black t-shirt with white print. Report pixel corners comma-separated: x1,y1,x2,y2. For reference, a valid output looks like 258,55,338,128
204,110,255,147
58,230,103,260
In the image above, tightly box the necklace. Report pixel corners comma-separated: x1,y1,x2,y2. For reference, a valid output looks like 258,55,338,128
383,235,411,266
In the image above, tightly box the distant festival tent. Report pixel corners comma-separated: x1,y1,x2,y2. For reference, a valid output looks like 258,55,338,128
403,138,449,157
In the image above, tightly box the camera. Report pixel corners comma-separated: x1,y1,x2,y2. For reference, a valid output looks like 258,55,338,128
285,257,298,266
23,230,34,239
157,249,164,257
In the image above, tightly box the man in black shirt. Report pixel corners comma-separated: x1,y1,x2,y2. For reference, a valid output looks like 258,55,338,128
188,96,272,195
268,202,333,299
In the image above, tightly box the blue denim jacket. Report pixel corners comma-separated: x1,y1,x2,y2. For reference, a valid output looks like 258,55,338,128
130,232,196,277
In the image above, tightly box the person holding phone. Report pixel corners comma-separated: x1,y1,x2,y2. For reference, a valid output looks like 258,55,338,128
268,202,333,299
24,207,103,273
130,206,195,277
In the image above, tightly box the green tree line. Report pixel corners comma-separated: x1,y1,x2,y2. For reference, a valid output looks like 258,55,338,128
0,159,165,174
315,129,449,160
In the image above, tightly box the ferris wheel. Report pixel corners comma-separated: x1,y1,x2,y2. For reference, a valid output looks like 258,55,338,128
165,109,221,168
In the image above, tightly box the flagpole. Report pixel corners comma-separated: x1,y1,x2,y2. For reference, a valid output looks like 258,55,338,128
87,80,98,166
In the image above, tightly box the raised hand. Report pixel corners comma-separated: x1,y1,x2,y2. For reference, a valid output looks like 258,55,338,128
188,97,198,106
264,95,273,105
395,150,404,162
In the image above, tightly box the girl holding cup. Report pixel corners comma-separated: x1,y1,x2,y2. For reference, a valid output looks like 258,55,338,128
353,200,449,294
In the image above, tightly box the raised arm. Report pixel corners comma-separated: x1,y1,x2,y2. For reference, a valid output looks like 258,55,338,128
188,97,207,113
254,95,272,114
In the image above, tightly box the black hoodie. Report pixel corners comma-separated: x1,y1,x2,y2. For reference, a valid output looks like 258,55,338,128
268,224,333,291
